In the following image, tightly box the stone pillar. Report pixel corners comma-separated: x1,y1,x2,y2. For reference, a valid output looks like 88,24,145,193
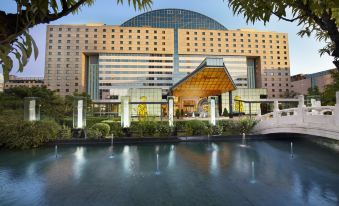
24,97,40,121
121,96,130,128
167,96,174,127
298,95,305,108
273,100,279,120
73,97,86,129
209,96,217,126
296,95,305,124
311,98,318,115
335,92,339,126
273,100,279,112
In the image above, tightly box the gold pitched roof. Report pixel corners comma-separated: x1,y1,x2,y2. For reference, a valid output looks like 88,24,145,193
170,58,236,97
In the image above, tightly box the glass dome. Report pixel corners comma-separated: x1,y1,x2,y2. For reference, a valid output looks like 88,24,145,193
121,9,227,30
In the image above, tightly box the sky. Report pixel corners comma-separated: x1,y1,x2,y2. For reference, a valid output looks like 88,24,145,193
0,0,335,77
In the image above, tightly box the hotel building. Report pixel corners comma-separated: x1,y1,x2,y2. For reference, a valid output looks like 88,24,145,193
44,9,290,116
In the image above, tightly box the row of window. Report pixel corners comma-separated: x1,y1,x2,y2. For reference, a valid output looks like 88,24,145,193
185,37,286,44
271,88,289,92
264,83,289,87
184,31,286,39
47,58,80,62
186,42,287,50
99,65,173,68
50,27,168,34
49,27,286,39
98,59,173,63
99,71,173,74
47,64,79,68
48,46,168,53
99,77,173,80
101,53,172,57
263,78,290,81
264,72,289,76
48,34,166,40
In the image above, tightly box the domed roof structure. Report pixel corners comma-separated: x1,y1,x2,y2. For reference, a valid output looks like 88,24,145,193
121,9,227,30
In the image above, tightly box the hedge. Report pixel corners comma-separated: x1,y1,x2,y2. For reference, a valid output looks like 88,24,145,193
0,120,61,149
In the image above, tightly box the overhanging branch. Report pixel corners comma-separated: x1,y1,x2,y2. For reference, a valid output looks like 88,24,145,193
272,11,300,22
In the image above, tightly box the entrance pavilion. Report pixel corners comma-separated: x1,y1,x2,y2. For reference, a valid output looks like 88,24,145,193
169,58,237,118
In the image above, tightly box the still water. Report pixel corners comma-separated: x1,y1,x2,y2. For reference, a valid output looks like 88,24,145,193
0,139,338,206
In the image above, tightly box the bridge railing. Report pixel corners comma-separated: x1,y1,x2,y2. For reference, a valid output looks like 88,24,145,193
253,92,339,139
256,92,339,128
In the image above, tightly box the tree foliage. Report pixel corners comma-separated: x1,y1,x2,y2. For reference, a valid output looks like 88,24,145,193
322,70,339,105
227,0,339,69
307,86,321,96
0,86,91,121
0,0,152,80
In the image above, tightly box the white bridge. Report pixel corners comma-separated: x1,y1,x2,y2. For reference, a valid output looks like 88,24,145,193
253,92,339,140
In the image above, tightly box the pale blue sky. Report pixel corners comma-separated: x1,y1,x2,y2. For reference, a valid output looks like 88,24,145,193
0,0,335,77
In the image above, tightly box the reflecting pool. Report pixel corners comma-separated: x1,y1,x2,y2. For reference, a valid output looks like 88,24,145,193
0,139,339,206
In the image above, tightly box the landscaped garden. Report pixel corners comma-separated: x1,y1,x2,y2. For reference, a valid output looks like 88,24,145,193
0,86,257,149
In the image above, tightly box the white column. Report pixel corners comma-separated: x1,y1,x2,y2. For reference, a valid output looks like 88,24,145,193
121,96,130,128
209,96,216,126
298,95,305,108
167,96,174,127
311,99,318,115
297,95,305,124
29,99,36,121
335,92,339,126
77,100,83,128
273,100,279,120
73,97,86,129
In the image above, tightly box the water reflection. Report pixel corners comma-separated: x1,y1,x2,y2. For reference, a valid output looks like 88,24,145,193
210,143,219,175
167,145,176,169
0,140,338,206
73,147,86,181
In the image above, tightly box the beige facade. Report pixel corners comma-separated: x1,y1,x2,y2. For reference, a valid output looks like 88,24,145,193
4,75,44,90
44,10,290,99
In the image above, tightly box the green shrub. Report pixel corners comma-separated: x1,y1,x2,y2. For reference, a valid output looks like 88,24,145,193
208,124,223,135
86,116,111,128
217,120,236,135
174,121,187,132
57,125,72,139
105,121,124,138
90,123,110,137
185,120,209,136
231,118,257,134
156,122,172,137
87,128,102,139
0,120,60,149
131,120,157,137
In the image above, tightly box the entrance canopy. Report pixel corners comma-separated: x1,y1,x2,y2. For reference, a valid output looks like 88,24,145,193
169,58,236,97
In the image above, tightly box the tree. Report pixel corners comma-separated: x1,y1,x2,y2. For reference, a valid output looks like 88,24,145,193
307,86,321,96
322,70,339,105
227,0,339,69
222,107,229,117
0,0,152,80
